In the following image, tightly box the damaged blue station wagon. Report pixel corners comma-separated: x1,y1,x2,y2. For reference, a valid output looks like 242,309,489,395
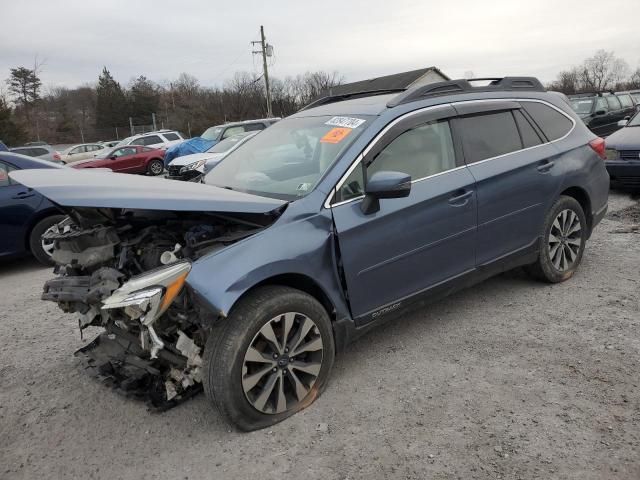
11,77,609,431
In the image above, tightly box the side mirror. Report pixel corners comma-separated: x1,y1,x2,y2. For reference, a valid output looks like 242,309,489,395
618,119,629,127
595,109,607,116
360,170,411,215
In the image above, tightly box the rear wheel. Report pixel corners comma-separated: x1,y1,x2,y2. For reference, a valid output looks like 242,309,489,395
203,286,335,431
29,215,66,266
526,195,587,283
147,159,164,176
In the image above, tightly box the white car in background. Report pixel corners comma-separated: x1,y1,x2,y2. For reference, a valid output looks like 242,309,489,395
114,130,185,150
167,131,257,181
60,143,109,163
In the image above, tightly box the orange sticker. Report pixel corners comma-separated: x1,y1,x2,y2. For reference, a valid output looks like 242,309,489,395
320,127,352,144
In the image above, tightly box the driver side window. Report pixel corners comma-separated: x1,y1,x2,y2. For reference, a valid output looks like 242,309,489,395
335,120,456,203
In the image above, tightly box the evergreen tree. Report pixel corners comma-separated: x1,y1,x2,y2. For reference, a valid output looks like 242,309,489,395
128,75,159,123
95,67,128,128
0,97,27,146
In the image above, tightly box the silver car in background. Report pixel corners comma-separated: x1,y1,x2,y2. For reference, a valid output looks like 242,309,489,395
9,144,63,164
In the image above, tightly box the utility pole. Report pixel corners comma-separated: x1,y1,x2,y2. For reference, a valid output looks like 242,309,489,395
252,25,273,117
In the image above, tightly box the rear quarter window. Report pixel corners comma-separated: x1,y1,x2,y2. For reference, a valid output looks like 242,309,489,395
32,148,49,156
522,102,573,141
162,132,180,141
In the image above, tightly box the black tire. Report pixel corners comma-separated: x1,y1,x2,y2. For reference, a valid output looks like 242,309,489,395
147,158,164,176
525,195,587,283
28,215,66,266
203,285,335,431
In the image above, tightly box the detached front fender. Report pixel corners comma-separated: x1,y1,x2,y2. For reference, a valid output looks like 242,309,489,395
185,209,351,322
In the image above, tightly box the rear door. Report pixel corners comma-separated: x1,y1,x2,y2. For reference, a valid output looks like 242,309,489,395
590,97,611,136
331,106,478,323
605,95,624,134
453,100,569,266
0,161,42,256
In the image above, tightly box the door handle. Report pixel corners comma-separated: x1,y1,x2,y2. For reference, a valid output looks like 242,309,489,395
537,160,555,173
11,191,35,200
448,189,473,206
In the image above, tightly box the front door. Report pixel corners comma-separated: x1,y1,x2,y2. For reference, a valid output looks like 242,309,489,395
0,161,42,256
330,108,477,323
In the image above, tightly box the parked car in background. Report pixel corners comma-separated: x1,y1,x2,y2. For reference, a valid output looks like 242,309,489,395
167,131,257,181
99,140,120,148
71,145,165,175
13,76,609,431
569,92,636,136
0,152,65,265
163,119,279,165
115,130,185,150
200,118,279,144
604,111,640,187
23,141,49,146
60,143,109,163
615,90,640,111
9,144,63,164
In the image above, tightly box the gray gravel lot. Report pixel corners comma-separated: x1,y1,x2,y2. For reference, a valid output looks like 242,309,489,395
1,191,639,480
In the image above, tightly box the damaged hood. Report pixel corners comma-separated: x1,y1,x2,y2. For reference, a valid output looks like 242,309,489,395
10,168,286,213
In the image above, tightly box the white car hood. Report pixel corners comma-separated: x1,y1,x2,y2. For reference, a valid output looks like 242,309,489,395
169,152,220,167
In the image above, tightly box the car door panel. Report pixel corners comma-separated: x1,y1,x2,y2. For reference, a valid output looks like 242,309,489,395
330,107,477,322
453,104,564,265
332,168,477,322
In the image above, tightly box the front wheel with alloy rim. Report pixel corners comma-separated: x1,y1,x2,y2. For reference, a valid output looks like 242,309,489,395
203,286,335,431
526,195,587,283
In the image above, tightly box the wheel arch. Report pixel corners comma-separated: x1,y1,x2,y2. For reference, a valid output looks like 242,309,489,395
235,273,338,322
559,186,593,233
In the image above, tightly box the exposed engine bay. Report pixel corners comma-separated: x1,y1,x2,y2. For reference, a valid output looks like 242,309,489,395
41,207,279,409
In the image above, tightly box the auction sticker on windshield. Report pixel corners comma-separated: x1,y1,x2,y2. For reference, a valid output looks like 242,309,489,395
325,116,366,129
321,127,352,144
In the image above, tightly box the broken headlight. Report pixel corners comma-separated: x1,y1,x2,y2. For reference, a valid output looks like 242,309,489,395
101,261,191,357
179,159,206,174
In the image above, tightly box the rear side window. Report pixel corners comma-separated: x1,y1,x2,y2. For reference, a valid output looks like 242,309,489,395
606,96,621,111
513,110,542,148
458,111,522,163
163,132,180,141
522,102,573,141
618,94,633,108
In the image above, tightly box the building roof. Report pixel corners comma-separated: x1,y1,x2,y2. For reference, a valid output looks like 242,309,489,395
327,67,449,96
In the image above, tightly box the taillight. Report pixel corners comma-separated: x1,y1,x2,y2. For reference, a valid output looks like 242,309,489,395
589,137,606,160
53,152,61,161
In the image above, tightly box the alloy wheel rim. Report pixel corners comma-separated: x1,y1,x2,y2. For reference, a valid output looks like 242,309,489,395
151,161,163,174
242,312,323,414
548,209,582,272
41,224,60,257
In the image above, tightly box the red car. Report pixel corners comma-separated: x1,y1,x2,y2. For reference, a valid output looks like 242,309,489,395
71,146,165,175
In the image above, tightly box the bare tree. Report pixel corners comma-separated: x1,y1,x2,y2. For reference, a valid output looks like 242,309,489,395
548,67,581,94
579,50,629,92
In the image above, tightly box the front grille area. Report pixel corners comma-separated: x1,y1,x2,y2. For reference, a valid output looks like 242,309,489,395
168,166,182,177
619,150,640,161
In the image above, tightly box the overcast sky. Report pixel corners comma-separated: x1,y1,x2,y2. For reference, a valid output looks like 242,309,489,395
2,0,639,92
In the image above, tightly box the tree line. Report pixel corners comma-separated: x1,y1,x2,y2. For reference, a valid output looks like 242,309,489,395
0,67,343,146
2,49,640,146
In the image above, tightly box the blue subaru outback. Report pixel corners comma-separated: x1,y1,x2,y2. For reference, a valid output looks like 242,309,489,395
12,77,609,430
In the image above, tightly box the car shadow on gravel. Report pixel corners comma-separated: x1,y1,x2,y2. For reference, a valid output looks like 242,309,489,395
0,256,49,275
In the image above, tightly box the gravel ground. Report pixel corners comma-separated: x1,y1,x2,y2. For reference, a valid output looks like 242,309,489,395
1,191,639,480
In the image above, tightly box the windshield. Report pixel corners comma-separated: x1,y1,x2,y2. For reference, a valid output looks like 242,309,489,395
207,133,251,153
201,126,223,141
627,112,640,127
570,98,594,115
204,115,372,200
94,148,115,159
